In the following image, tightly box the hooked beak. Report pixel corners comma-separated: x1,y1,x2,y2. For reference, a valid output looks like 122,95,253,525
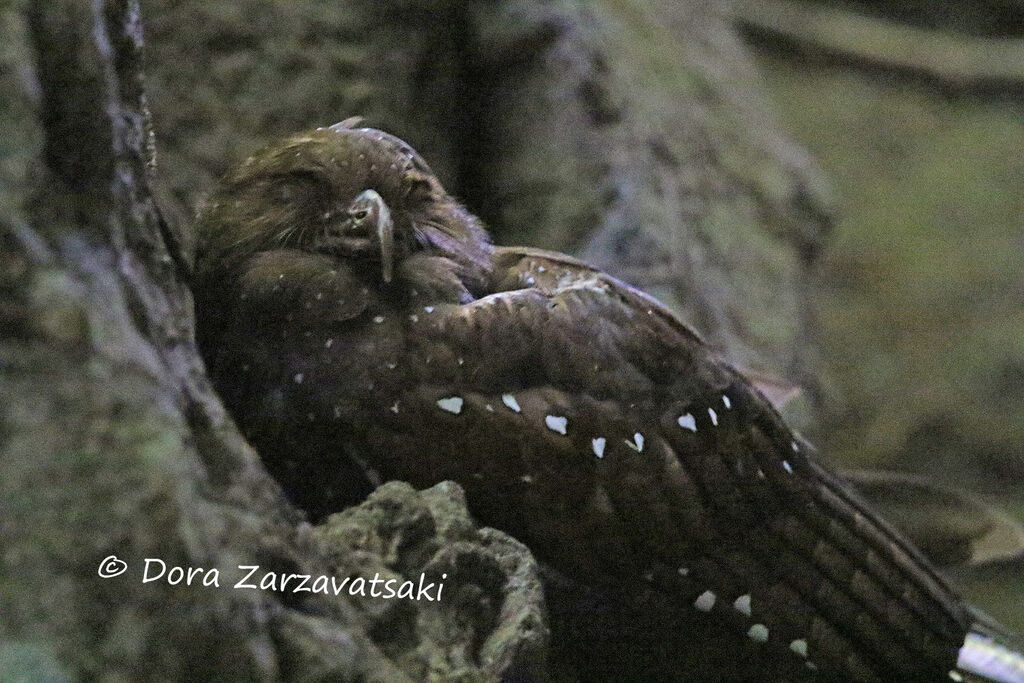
354,189,394,283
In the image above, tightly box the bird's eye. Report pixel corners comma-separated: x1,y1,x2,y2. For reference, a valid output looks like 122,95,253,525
267,171,330,207
269,184,298,204
352,209,369,220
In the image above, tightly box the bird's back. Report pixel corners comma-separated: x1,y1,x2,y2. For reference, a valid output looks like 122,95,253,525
202,242,973,681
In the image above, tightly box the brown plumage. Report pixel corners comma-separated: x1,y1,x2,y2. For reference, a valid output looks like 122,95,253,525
193,121,974,681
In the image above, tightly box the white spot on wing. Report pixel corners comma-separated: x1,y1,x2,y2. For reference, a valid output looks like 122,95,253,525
424,306,434,313
947,672,963,682
733,594,752,617
409,314,419,322
708,408,719,426
747,624,769,643
437,397,464,414
373,316,385,324
625,432,644,452
485,404,494,412
789,639,808,658
678,567,689,576
693,591,716,612
722,394,732,409
390,402,400,414
294,373,304,384
592,437,606,458
782,460,794,474
792,440,800,452
502,394,521,413
677,413,697,432
545,415,568,435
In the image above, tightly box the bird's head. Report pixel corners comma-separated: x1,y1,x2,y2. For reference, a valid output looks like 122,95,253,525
194,119,491,286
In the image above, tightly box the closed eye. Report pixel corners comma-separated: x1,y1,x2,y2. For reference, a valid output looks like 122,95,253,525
267,170,331,204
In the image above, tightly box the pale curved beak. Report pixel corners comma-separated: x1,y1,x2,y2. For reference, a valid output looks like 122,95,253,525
354,189,394,283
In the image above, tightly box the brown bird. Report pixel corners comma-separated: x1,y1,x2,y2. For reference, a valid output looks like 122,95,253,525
192,121,1019,681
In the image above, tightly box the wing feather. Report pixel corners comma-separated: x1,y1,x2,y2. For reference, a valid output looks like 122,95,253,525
382,247,972,680
297,246,971,680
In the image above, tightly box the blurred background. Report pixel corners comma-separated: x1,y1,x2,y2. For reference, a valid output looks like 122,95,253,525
738,0,1024,630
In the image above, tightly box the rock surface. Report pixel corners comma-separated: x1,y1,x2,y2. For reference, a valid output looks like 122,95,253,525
1,2,545,680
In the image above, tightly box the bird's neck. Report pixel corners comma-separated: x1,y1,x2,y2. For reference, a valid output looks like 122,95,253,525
412,199,494,295
395,251,485,305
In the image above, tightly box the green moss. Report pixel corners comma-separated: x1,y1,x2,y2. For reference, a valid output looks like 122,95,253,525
0,1,41,229
0,641,73,683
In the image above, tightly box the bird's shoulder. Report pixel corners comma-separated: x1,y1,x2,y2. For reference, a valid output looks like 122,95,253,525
487,246,705,345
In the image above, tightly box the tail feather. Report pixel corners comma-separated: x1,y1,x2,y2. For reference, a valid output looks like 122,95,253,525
957,630,1024,683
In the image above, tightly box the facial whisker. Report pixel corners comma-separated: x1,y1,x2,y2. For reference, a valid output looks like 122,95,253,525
223,229,266,251
276,223,303,247
296,220,317,247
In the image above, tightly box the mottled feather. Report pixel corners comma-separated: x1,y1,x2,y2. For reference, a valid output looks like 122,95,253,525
193,125,977,681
